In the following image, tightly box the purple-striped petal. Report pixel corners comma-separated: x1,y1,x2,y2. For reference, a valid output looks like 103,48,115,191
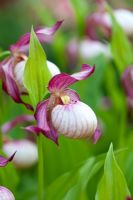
1,115,34,134
121,66,133,99
10,21,63,53
0,152,16,167
1,58,33,111
48,64,95,92
63,88,80,102
93,128,101,144
25,99,58,144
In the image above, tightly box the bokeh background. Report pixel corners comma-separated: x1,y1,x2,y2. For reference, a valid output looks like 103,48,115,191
0,0,133,199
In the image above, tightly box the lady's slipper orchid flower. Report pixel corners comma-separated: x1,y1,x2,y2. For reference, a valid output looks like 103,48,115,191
0,152,16,167
0,21,63,110
79,39,111,59
0,186,15,200
13,58,60,93
3,139,38,168
26,64,100,144
102,9,133,36
86,7,133,39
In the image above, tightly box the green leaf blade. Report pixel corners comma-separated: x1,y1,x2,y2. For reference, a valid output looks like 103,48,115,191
108,6,133,73
24,27,52,108
95,144,130,200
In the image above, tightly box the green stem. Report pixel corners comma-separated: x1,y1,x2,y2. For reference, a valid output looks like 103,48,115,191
37,134,44,200
118,98,127,168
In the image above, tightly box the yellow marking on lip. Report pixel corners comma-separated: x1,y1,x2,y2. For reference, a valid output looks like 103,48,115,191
61,95,70,104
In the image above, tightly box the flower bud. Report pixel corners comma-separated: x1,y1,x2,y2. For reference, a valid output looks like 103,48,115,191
14,59,60,93
51,101,97,138
79,40,111,59
3,140,38,168
0,186,15,200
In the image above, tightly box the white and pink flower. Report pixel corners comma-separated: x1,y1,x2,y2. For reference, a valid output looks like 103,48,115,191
0,21,63,110
3,140,38,168
0,186,15,200
26,64,100,144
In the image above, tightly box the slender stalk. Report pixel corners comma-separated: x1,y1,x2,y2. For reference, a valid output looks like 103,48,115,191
118,97,127,168
37,134,44,200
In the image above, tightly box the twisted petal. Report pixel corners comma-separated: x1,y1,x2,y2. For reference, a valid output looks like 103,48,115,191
1,115,34,134
1,58,33,111
25,99,58,144
10,21,63,53
0,152,16,167
48,64,95,92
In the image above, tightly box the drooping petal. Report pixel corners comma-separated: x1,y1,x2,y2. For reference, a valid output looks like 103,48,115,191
25,99,58,144
1,58,33,111
48,64,95,92
93,128,101,144
0,152,16,167
1,115,34,134
35,100,51,132
10,21,63,53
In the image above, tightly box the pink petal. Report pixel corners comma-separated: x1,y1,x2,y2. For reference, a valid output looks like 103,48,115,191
1,115,34,134
0,152,16,167
93,128,101,144
35,100,51,132
10,21,63,53
48,64,95,92
1,58,33,111
63,88,80,102
25,99,58,144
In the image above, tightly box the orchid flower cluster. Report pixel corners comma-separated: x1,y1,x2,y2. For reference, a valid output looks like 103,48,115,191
0,19,101,200
0,21,100,145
